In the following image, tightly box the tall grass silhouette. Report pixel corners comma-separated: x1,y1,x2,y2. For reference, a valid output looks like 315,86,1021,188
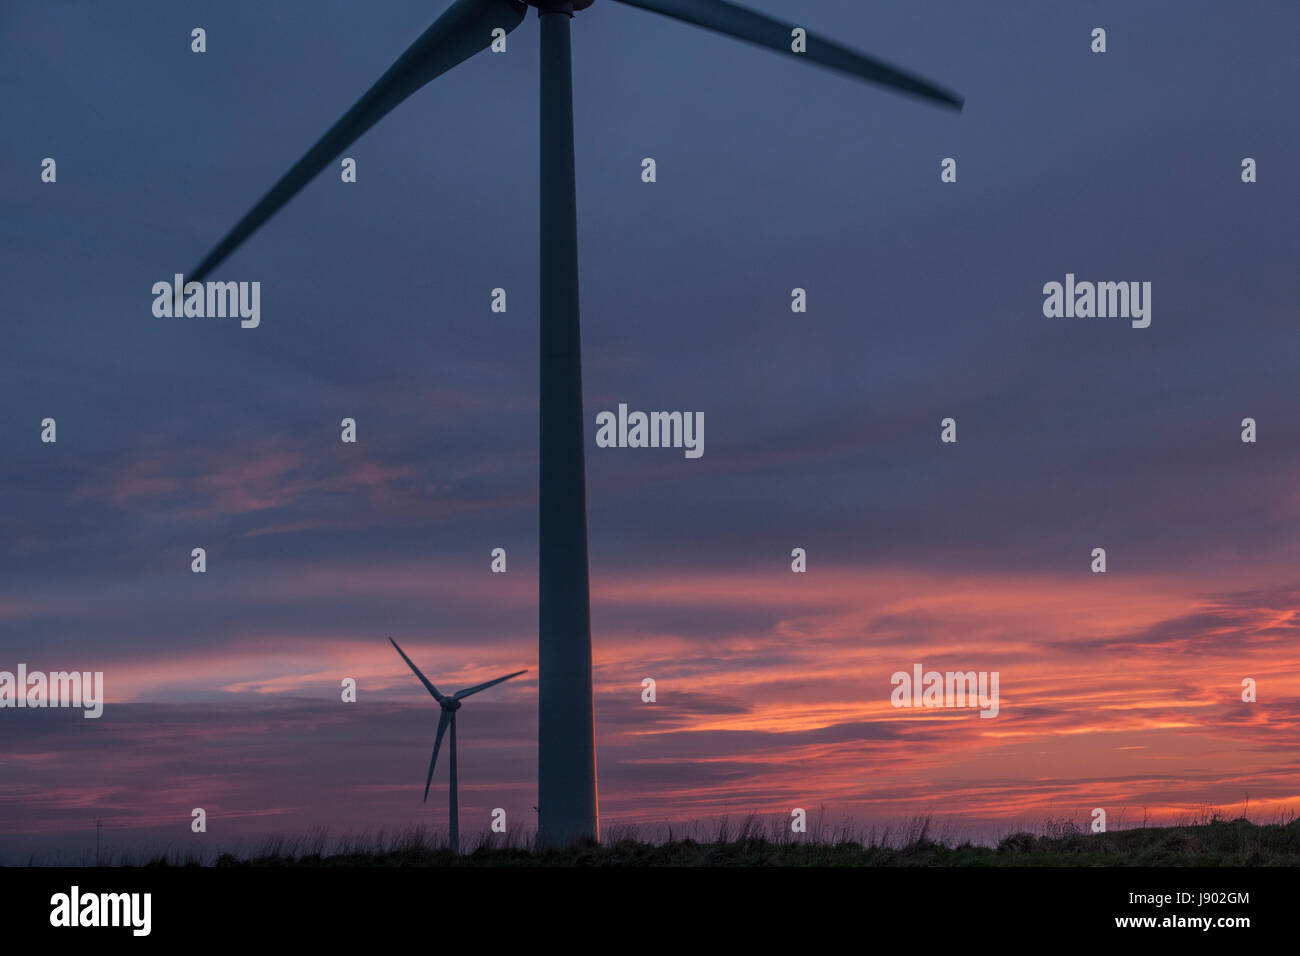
15,804,1297,867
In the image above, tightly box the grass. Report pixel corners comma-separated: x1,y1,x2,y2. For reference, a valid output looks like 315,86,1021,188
85,805,1299,867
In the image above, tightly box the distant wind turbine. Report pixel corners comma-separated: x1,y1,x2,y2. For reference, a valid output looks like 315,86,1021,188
390,638,525,852
191,0,963,847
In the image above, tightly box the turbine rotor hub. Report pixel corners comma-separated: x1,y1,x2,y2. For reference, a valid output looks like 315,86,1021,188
442,698,462,711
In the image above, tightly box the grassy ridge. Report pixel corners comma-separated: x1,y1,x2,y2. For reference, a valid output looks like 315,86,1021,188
184,817,1300,867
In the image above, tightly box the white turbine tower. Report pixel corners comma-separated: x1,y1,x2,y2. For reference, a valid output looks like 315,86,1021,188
391,638,525,852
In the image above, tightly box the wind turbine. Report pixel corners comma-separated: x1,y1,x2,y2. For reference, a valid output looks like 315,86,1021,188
390,638,525,852
189,0,963,847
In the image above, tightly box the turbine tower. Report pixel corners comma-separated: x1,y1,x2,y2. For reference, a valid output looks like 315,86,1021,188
189,0,962,847
391,639,525,852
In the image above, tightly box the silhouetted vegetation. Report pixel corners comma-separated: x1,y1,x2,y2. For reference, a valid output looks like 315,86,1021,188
18,806,1297,867
177,812,1300,867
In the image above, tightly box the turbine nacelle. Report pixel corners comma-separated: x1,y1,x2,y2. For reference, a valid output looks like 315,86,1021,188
525,1,597,11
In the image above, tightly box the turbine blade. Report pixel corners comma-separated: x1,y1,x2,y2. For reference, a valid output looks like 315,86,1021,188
189,0,528,282
425,710,452,801
390,638,447,702
610,0,963,109
454,669,527,699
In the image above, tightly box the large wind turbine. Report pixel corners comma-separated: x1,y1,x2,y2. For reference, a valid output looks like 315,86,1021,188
189,0,962,847
390,639,525,851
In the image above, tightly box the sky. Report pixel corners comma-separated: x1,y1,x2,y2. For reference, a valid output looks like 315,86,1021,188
1,0,1299,861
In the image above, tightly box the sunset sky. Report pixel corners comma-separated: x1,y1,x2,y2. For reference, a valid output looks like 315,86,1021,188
2,0,1298,860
